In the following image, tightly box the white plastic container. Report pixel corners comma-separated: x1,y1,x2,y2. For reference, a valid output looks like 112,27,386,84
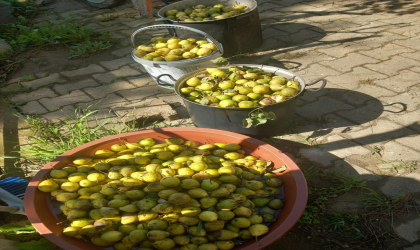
131,24,224,89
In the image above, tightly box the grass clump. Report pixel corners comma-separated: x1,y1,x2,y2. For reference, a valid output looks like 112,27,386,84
0,1,113,81
275,51,307,60
299,165,418,249
69,40,112,59
19,105,138,163
1,17,111,52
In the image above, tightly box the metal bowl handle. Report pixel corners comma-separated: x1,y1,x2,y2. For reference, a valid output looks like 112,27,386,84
305,79,327,92
156,74,177,89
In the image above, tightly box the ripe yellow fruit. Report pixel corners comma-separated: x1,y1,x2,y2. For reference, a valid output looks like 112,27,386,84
37,179,59,192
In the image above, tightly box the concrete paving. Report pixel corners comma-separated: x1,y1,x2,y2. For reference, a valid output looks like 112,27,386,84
1,0,419,248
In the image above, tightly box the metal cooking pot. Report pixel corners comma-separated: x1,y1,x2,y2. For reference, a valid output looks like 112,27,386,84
157,64,326,137
157,0,263,56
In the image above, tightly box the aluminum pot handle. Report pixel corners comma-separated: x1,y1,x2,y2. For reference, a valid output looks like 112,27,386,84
156,74,177,89
305,79,327,92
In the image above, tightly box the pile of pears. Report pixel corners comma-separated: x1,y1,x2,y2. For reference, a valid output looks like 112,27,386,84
164,4,250,22
134,36,217,62
180,66,301,108
38,137,285,250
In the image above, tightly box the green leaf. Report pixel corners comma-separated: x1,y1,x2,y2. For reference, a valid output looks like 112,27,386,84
212,57,229,66
243,118,254,128
15,238,55,250
266,112,276,120
200,99,210,105
196,220,203,235
256,118,267,124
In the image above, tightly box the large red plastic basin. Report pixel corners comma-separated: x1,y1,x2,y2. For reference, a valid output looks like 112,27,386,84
24,127,308,250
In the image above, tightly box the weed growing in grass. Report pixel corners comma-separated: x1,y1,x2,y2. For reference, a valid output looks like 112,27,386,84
1,19,102,51
358,78,375,85
301,135,323,146
19,105,140,162
275,51,307,60
98,81,113,86
300,186,336,224
370,145,381,156
300,167,369,225
68,41,112,59
300,163,418,248
100,14,118,22
122,12,137,18
380,160,417,173
312,115,328,124
1,14,113,80
17,81,33,92
1,0,40,18
325,213,365,239
30,57,47,66
22,74,35,81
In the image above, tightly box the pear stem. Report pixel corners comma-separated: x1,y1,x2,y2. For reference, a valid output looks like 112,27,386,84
255,236,260,245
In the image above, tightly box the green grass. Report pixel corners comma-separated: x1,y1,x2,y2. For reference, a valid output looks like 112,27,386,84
1,17,108,52
100,14,118,22
370,146,381,156
22,74,36,81
380,160,417,174
68,40,112,59
274,51,307,60
19,105,139,163
0,6,113,80
358,78,375,85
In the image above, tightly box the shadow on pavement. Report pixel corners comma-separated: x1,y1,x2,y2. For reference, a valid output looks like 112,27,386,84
294,88,408,135
261,138,419,250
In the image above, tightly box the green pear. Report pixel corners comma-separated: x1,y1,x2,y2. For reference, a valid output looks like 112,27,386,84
100,207,119,217
129,229,148,243
204,220,225,231
199,211,218,222
251,198,270,207
225,223,240,233
137,198,158,211
166,223,185,235
212,229,238,240
210,188,230,198
214,240,235,250
188,226,206,237
173,235,190,245
121,212,138,225
147,219,168,230
216,210,235,221
200,197,218,208
249,224,269,237
101,230,123,242
147,230,170,241
191,236,208,245
268,199,284,209
231,217,251,228
178,216,200,226
261,212,277,223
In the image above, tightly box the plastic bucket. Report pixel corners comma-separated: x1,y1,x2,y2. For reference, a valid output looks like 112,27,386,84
157,0,263,56
161,65,326,137
131,24,223,89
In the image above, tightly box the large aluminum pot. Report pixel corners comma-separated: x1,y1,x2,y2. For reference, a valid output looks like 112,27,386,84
158,64,326,137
